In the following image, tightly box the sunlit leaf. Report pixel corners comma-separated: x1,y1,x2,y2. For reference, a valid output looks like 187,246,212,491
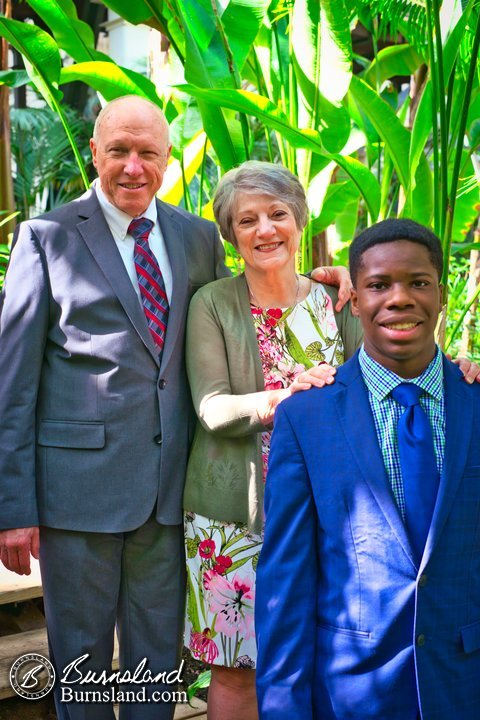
60,62,162,104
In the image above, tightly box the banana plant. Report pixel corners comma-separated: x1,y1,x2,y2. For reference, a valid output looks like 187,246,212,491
0,0,167,190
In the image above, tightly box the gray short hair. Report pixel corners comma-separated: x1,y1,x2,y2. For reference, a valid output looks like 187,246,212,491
213,160,309,246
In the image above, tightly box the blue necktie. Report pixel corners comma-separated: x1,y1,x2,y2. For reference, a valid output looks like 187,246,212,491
128,217,169,356
391,383,439,562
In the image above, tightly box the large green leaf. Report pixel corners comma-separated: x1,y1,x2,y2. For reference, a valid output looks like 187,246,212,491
364,45,424,88
452,177,480,242
293,0,352,107
409,7,470,189
25,0,111,63
174,2,260,169
60,62,162,104
0,15,61,106
101,0,185,57
179,84,380,219
219,0,270,73
0,69,29,87
349,75,433,223
311,179,360,234
101,0,164,27
349,74,410,188
291,0,351,153
0,15,89,188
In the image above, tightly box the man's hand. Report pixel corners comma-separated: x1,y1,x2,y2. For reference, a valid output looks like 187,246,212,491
0,527,40,575
449,356,480,384
311,265,353,311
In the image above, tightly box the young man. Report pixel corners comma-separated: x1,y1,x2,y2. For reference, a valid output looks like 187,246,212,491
255,219,480,720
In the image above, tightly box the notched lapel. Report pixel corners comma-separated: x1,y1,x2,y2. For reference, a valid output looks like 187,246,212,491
156,201,189,371
76,195,160,365
336,358,417,569
421,359,473,567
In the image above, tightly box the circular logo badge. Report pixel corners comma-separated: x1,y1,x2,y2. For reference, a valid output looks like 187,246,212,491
10,653,56,700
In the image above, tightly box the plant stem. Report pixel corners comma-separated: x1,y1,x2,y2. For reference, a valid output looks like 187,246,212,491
431,0,449,242
445,281,480,351
53,99,89,189
442,9,480,285
425,0,440,235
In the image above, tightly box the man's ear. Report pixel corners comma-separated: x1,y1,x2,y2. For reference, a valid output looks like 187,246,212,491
351,287,360,316
90,138,98,169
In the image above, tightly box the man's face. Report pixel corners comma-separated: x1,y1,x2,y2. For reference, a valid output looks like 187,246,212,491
351,240,442,378
90,100,171,218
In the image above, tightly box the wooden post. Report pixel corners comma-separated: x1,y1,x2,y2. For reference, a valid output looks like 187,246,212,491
0,0,16,244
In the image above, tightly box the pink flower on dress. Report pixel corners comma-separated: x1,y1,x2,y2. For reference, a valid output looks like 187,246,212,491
189,628,219,664
264,371,284,390
198,538,215,559
203,568,215,591
213,554,233,575
324,292,338,333
205,572,255,639
277,361,305,384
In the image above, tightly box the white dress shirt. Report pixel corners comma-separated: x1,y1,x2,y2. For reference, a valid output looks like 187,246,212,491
94,180,173,303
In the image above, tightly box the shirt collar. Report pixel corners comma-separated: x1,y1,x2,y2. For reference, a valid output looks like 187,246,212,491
94,179,158,240
359,345,444,402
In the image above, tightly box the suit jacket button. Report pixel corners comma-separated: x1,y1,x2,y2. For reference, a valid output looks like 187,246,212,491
158,379,166,389
418,574,428,587
154,434,162,445
416,634,426,647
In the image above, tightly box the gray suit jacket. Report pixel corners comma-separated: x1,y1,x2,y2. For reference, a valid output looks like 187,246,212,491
0,188,228,532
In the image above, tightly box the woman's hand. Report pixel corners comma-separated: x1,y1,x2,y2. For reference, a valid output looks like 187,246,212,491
257,366,337,426
289,364,337,394
449,355,480,384
310,265,353,311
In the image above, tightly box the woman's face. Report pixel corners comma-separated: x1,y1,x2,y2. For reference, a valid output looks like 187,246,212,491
231,192,301,274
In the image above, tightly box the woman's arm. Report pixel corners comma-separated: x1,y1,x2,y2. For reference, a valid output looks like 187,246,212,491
186,287,288,436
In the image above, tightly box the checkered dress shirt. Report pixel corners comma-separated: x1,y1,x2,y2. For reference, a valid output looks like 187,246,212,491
358,346,445,520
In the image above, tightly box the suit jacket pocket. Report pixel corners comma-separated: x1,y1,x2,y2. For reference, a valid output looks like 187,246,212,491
461,618,480,654
317,622,371,639
38,420,105,449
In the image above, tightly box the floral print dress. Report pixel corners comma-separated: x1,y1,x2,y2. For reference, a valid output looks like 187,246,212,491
184,282,344,668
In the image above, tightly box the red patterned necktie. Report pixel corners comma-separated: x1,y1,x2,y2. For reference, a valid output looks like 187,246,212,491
128,217,169,355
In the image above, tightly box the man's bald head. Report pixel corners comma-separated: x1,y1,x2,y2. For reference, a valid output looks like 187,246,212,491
92,95,170,144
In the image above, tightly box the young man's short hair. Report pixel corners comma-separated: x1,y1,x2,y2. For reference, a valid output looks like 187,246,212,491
349,219,444,287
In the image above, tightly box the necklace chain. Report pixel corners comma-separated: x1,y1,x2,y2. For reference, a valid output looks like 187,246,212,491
246,274,300,310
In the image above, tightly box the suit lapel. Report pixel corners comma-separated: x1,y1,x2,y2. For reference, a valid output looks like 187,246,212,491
156,200,189,372
76,190,160,365
420,358,473,568
336,356,417,569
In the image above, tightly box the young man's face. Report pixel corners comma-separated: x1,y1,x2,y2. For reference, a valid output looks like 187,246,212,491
351,240,442,378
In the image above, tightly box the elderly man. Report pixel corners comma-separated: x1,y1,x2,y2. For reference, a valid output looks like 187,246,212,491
0,95,230,719
0,96,349,719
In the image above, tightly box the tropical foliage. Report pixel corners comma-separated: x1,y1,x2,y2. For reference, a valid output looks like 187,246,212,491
0,0,479,354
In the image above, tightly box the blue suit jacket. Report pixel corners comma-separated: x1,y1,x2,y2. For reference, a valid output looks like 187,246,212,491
256,353,480,720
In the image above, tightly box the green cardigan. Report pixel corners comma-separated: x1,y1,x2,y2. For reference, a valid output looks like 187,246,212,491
183,273,363,535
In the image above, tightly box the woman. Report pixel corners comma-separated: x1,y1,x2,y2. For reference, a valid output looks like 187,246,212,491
183,161,363,720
